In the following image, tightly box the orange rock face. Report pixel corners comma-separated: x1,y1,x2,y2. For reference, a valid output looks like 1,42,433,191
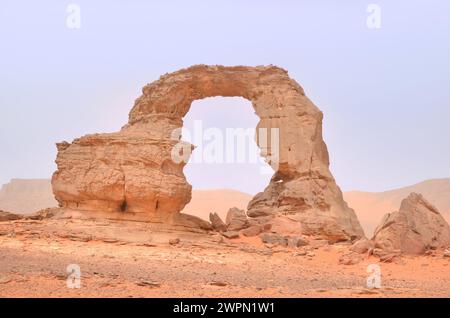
52,65,364,241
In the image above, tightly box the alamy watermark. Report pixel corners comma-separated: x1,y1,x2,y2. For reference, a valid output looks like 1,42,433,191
366,264,381,289
170,120,280,175
366,4,381,29
66,4,81,29
66,264,81,288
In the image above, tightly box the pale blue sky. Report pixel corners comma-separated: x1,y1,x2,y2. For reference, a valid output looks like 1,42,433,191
1,0,449,194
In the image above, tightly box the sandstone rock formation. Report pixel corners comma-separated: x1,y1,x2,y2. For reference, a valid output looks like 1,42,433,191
372,193,450,255
225,207,249,231
209,212,226,232
52,65,364,241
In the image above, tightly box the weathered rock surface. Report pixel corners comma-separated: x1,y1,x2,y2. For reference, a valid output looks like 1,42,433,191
222,231,240,239
225,207,249,231
241,225,262,237
52,65,364,241
209,212,227,232
287,236,309,248
260,233,288,247
350,238,374,254
372,193,450,255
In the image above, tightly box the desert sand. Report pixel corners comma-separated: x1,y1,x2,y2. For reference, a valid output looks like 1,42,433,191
1,217,449,298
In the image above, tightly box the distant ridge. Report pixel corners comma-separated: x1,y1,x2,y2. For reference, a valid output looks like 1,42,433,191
0,179,58,214
344,178,450,236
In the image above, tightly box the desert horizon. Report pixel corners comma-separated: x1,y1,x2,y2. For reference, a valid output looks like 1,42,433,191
2,177,449,238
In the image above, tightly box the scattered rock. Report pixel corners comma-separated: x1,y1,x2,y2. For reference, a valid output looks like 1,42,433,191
339,252,363,265
372,248,401,263
102,238,119,243
169,238,180,245
241,225,261,237
222,231,240,239
210,234,224,244
372,193,450,255
293,249,307,256
260,233,288,247
209,281,228,287
310,239,329,249
444,249,450,258
209,212,227,232
69,234,92,242
136,280,161,288
350,238,374,254
226,207,249,231
424,250,436,257
287,236,309,248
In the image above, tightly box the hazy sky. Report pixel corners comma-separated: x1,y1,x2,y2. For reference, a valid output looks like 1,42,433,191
1,0,449,194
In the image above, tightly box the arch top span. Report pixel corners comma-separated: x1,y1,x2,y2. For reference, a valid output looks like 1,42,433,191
52,64,365,242
128,64,309,126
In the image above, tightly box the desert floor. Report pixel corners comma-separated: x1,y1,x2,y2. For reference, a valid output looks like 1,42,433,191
0,218,449,298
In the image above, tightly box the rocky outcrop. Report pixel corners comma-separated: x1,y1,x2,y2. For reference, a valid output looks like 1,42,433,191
372,193,450,255
0,210,23,222
52,65,364,241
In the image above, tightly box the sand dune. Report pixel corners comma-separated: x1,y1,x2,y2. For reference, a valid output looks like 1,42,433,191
1,178,449,238
0,179,58,214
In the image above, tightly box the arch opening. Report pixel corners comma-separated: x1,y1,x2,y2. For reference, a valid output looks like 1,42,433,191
180,97,273,222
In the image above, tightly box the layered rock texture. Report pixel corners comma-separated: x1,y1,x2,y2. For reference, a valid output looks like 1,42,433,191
52,65,364,241
372,193,450,255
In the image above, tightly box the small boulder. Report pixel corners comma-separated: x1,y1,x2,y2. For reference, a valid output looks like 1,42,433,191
225,207,249,231
287,236,309,248
222,231,240,239
241,225,261,237
372,248,401,263
209,212,227,232
350,238,374,254
260,233,287,247
294,249,307,256
169,238,180,245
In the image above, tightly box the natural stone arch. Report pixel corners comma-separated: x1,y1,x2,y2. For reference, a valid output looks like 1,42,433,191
52,65,364,241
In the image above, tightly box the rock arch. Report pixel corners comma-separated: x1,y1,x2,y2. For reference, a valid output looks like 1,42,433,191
52,65,364,241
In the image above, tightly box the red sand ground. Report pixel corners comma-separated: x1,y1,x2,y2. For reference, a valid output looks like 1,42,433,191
0,218,449,298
